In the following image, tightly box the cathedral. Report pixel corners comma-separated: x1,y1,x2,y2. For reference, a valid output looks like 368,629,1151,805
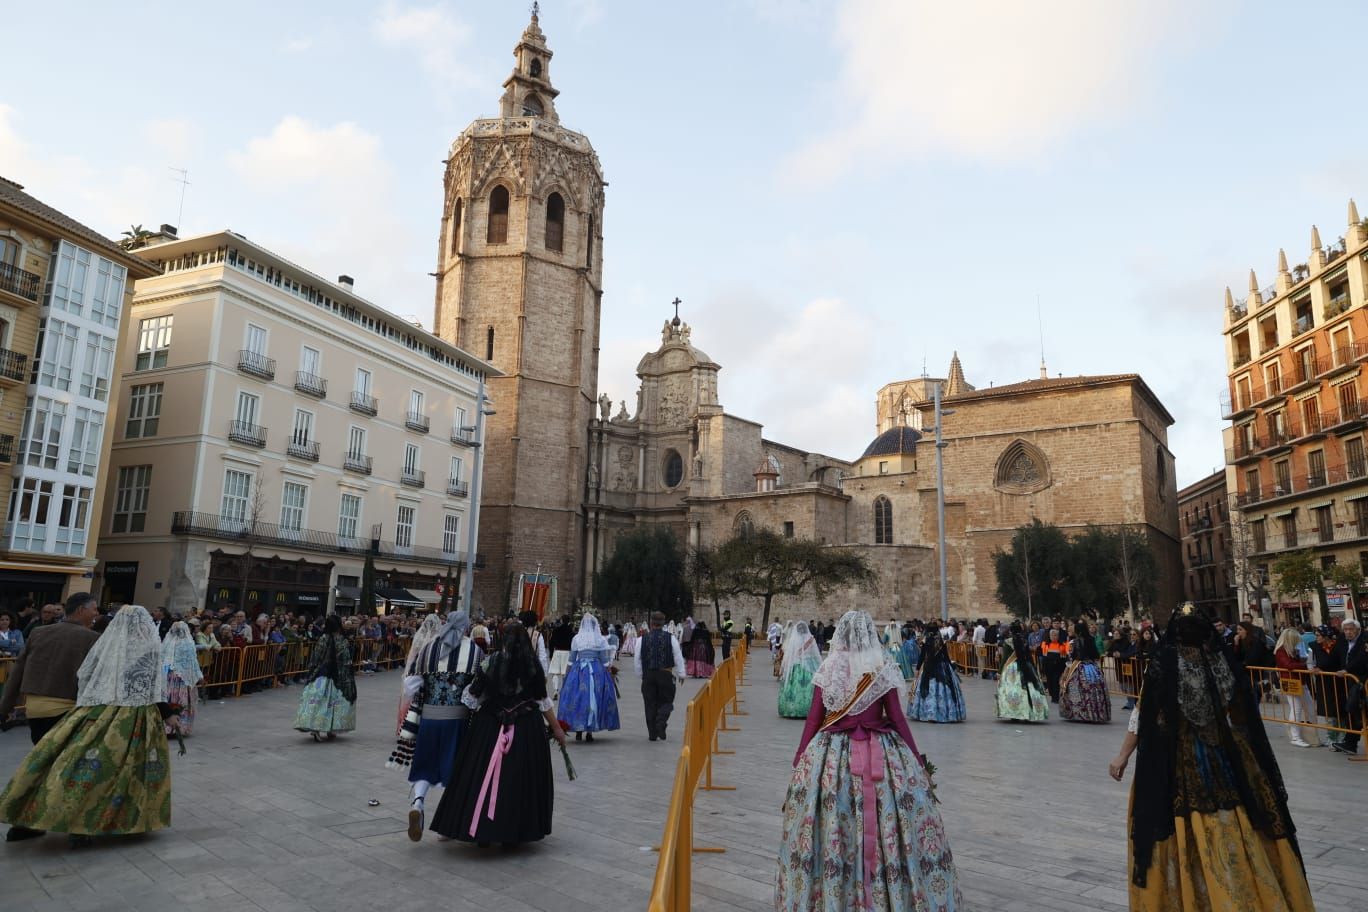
441,11,1182,619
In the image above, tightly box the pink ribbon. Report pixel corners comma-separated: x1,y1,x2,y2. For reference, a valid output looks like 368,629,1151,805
850,731,885,910
468,724,515,837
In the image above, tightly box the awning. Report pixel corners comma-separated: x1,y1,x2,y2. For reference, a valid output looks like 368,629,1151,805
0,562,91,576
407,589,444,605
337,586,361,600
375,586,423,607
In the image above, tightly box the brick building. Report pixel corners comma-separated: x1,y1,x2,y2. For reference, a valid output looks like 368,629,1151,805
1177,470,1237,621
1222,199,1368,624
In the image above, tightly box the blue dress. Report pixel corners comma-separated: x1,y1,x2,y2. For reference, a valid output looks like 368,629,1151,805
557,647,621,733
907,649,967,723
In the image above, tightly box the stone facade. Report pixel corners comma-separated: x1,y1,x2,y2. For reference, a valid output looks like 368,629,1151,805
433,10,605,613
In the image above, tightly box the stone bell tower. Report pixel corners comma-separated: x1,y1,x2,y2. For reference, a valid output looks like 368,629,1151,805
433,6,606,613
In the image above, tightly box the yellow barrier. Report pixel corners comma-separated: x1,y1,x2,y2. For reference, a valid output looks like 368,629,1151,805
193,636,412,698
1244,664,1367,740
648,634,749,912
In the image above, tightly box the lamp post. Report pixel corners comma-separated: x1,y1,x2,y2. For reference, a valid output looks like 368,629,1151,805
933,382,955,623
460,376,494,615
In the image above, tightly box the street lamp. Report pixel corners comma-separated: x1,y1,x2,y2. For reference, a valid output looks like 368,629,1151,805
930,382,956,623
459,375,495,616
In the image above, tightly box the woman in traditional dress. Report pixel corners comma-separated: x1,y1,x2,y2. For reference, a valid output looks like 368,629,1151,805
777,610,961,911
907,629,966,722
557,614,620,743
1109,609,1314,911
161,621,203,736
882,623,914,680
777,621,822,718
430,621,567,846
395,614,442,734
901,623,921,674
293,614,356,741
1059,621,1112,723
994,623,1049,722
0,605,177,848
619,619,638,657
685,620,716,678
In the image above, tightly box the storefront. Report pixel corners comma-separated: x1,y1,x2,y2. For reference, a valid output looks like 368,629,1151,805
0,565,77,613
101,561,139,606
205,550,333,617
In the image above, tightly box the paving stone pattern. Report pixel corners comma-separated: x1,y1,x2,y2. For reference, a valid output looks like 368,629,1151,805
0,653,1364,912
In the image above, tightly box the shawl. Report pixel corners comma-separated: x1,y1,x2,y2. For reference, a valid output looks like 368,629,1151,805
811,610,904,720
780,621,821,681
161,621,203,686
916,631,958,700
310,633,355,693
571,614,610,653
77,605,166,707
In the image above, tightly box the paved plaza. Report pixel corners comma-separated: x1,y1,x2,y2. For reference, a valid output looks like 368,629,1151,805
1,650,1365,912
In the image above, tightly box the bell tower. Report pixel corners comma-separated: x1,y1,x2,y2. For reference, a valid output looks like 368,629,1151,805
434,6,605,613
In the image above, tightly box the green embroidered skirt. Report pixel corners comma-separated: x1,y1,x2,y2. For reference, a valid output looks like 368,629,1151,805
0,704,171,835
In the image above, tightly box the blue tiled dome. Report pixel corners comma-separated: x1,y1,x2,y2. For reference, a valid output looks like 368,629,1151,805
860,426,921,459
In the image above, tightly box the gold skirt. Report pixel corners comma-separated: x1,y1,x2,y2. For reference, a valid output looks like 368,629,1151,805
1130,804,1315,912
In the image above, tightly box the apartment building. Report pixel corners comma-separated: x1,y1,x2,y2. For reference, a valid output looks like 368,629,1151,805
0,177,157,609
1222,199,1368,623
1177,470,1236,621
96,229,497,615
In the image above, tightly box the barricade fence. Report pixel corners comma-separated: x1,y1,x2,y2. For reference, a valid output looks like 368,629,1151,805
197,636,412,697
649,635,749,912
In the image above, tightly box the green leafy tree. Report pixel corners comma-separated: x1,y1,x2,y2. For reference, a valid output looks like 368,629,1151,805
1323,560,1362,623
594,526,692,622
993,519,1072,619
1271,550,1321,621
717,530,875,631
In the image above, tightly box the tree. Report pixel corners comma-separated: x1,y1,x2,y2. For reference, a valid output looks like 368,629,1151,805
717,530,875,631
688,543,743,629
1271,550,1320,623
119,224,153,251
994,519,1072,619
594,527,692,622
1323,560,1362,624
1108,524,1158,621
1226,505,1266,620
234,481,269,616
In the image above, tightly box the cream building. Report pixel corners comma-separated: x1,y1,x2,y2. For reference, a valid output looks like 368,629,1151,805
95,229,497,615
0,177,157,609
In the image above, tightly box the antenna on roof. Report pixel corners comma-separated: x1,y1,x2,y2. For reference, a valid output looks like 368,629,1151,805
1036,294,1047,380
168,167,190,229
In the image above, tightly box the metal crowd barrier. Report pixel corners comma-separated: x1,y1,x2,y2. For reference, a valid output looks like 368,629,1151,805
945,641,1001,676
194,636,413,697
648,635,750,912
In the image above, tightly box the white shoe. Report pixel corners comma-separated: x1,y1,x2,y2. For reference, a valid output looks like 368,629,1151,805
1291,739,1311,748
408,803,424,842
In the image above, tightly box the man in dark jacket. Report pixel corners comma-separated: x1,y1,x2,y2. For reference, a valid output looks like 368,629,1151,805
1331,618,1368,755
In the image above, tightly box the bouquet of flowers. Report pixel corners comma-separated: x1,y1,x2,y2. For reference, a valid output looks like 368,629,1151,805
558,741,577,781
921,754,939,804
166,705,188,756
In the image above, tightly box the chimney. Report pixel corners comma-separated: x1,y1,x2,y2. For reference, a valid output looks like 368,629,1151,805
337,275,354,289
159,224,178,238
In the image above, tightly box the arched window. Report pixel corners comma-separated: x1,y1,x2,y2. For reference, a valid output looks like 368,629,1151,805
993,439,1051,495
874,496,893,544
487,186,509,244
767,453,783,486
733,510,754,538
1156,445,1168,500
449,199,463,256
585,212,594,267
529,58,542,78
545,193,564,252
662,448,683,487
485,326,495,361
522,94,544,117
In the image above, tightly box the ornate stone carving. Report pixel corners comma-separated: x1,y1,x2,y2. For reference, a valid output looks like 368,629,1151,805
994,439,1051,495
599,393,612,421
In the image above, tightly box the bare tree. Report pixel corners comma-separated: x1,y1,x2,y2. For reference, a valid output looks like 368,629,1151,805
1225,501,1266,624
1109,524,1146,621
235,482,270,616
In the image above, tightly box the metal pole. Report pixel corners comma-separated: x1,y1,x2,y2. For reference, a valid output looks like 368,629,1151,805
461,375,487,615
935,382,949,623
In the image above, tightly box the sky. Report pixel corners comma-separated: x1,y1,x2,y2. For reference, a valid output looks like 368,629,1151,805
3,0,1367,488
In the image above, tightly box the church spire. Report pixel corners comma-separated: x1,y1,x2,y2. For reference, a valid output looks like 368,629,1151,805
499,5,561,123
946,351,970,395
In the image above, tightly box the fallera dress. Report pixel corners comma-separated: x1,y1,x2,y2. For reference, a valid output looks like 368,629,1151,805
557,646,621,733
1058,637,1112,724
294,634,357,734
993,639,1049,722
907,639,966,723
777,627,822,719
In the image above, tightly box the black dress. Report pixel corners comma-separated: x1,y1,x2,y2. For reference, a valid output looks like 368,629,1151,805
429,655,554,844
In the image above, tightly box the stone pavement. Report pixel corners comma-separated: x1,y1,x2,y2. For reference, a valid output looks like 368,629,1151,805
0,651,1364,912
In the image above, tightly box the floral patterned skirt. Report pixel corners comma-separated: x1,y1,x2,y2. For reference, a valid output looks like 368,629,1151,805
907,675,966,723
0,704,171,836
995,662,1050,722
1059,661,1112,723
777,729,962,912
293,678,356,733
166,672,198,736
1130,805,1314,912
777,664,816,718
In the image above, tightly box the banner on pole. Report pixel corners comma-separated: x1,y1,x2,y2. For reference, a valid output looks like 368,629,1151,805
517,572,557,621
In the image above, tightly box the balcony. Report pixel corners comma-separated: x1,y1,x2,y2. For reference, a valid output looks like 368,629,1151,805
237,350,276,380
1294,314,1314,337
343,451,373,475
1329,398,1368,433
169,509,478,568
450,426,476,446
1237,458,1368,508
349,391,378,416
294,370,327,398
447,478,469,497
227,419,267,447
1292,412,1326,442
286,438,320,461
405,411,430,434
1233,350,1252,368
0,262,41,302
0,434,12,463
0,348,26,383
401,468,426,488
1285,360,1321,395
1251,378,1285,408
1324,294,1353,321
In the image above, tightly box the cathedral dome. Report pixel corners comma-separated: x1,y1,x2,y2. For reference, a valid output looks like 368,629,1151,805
860,426,921,459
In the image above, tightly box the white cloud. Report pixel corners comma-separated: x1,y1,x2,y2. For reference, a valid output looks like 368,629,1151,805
226,116,430,318
786,0,1208,181
282,36,313,53
374,1,479,91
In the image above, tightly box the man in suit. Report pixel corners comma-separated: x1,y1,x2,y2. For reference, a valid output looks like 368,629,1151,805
1332,617,1367,755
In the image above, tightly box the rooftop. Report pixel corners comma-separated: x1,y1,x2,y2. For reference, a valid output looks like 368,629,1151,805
0,176,157,275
